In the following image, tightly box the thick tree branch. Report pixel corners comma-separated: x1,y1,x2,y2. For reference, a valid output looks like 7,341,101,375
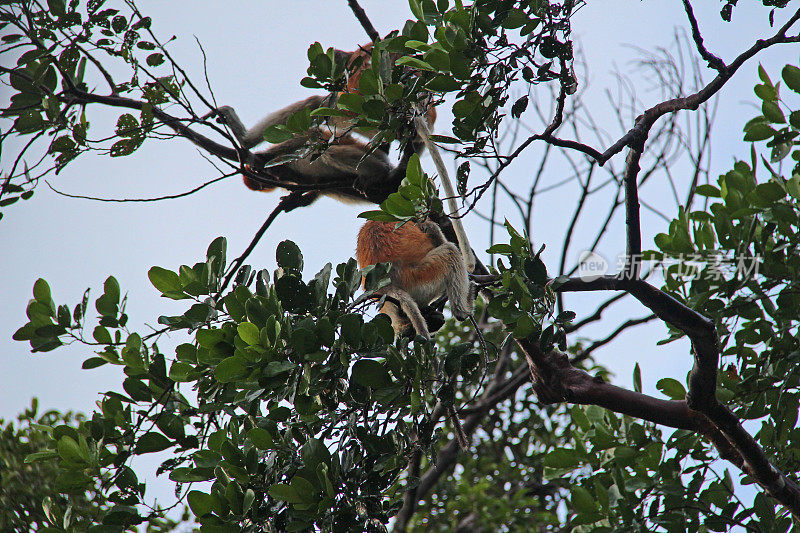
622,146,644,279
551,275,800,518
519,342,696,429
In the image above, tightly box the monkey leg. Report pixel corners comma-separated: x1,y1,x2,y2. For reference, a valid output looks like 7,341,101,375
380,287,431,339
216,95,328,150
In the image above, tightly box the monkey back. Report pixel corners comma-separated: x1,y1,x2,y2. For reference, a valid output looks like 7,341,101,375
356,221,436,268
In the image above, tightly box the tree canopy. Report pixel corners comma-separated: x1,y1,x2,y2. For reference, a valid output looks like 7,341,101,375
2,0,800,531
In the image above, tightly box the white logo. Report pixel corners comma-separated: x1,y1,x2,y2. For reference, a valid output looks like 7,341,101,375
577,251,609,281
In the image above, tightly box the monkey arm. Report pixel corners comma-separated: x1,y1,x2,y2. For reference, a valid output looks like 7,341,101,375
416,220,448,247
413,116,476,272
399,243,474,322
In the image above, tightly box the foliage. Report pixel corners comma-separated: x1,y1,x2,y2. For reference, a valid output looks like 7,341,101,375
409,382,571,532
9,229,548,530
4,0,800,531
1,400,108,531
0,399,186,532
0,0,581,219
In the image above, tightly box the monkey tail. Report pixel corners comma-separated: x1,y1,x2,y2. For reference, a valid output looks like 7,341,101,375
447,406,469,450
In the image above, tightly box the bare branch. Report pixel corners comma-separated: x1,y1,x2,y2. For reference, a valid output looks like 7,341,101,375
216,191,320,297
681,0,726,72
346,0,380,42
45,172,234,202
570,314,656,364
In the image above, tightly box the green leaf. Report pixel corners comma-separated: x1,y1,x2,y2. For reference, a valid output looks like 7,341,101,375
237,322,260,346
148,266,184,296
543,447,582,468
358,210,402,222
426,74,461,92
248,428,275,450
168,361,193,382
786,175,800,199
291,476,318,503
268,483,302,503
263,360,297,377
339,313,363,346
752,182,785,204
33,278,52,305
309,106,351,117
334,94,363,117
55,471,92,492
274,275,309,313
633,363,642,393
24,450,59,463
351,359,392,388
215,356,248,383
169,468,214,482
571,485,598,514
262,125,294,143
395,56,435,71
207,237,227,275
695,184,721,197
47,0,66,16
487,243,513,255
762,101,785,124
82,357,108,369
123,377,151,402
93,326,112,344
513,313,536,339
754,83,777,102
743,122,775,142
758,64,773,86
301,438,331,468
382,193,417,218
134,432,172,454
187,490,214,517
656,377,686,400
146,53,164,67
782,65,800,94
790,110,800,129
408,0,424,22
57,436,88,464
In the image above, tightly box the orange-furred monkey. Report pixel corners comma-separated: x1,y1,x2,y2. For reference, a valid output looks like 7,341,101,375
356,219,474,339
214,43,436,204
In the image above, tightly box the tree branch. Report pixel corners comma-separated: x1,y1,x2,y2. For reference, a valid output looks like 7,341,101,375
551,275,800,518
216,191,319,297
622,146,644,279
681,0,726,72
392,363,530,531
346,0,380,42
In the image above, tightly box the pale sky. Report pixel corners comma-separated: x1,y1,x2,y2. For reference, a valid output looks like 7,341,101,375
1,0,795,515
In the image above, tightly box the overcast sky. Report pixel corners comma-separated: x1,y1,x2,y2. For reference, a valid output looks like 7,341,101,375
1,0,796,514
